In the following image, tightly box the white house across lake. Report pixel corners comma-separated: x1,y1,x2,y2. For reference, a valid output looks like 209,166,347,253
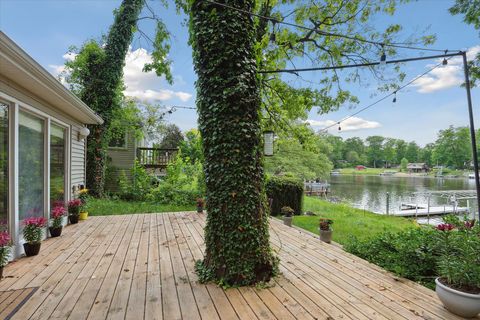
0,32,102,257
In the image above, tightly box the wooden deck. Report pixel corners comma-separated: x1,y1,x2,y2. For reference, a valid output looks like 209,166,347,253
1,212,473,320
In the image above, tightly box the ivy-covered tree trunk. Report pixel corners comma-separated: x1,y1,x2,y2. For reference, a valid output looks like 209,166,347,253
84,0,143,196
190,0,277,285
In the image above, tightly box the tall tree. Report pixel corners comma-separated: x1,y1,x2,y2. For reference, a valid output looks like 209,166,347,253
405,141,420,163
366,136,385,168
190,0,277,285
157,124,184,149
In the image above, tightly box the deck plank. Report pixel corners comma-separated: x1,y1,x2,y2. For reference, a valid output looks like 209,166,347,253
3,212,476,320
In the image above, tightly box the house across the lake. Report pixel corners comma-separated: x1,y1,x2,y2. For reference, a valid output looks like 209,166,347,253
0,32,103,257
407,162,429,173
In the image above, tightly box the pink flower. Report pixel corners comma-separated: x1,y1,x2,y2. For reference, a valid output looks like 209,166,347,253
0,231,11,247
23,217,47,228
68,199,82,208
436,223,454,232
464,220,476,229
51,206,66,219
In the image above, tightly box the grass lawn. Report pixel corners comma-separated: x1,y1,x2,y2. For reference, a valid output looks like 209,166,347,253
292,196,416,245
338,167,395,175
87,198,195,216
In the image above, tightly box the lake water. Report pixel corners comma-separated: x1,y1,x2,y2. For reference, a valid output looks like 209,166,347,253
327,175,477,219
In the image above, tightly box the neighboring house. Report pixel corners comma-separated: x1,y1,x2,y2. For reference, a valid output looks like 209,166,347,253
106,131,177,192
0,32,103,257
407,163,429,173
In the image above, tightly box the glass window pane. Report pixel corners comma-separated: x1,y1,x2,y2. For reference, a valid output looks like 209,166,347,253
50,123,65,209
0,103,8,230
19,111,44,220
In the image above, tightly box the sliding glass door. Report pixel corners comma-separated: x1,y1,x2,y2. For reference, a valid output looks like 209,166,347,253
0,103,8,230
19,111,45,220
50,123,66,209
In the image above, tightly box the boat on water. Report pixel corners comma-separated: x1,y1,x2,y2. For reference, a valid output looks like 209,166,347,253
330,170,340,176
379,171,395,176
469,173,476,179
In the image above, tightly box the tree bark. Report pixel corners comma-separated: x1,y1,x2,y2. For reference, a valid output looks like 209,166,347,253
190,0,277,285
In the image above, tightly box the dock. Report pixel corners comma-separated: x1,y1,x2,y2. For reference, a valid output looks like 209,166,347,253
393,206,469,217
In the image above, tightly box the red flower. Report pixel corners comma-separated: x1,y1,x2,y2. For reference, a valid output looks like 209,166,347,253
68,199,82,208
0,231,11,247
436,223,454,232
464,220,475,229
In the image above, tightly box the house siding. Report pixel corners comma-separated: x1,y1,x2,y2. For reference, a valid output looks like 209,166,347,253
106,134,137,193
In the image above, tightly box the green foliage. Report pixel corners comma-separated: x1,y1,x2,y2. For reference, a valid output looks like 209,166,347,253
190,0,277,286
264,138,332,180
345,227,440,288
0,245,10,268
156,124,184,149
179,129,204,164
400,158,408,172
119,161,156,201
266,176,303,216
280,206,294,217
432,126,472,169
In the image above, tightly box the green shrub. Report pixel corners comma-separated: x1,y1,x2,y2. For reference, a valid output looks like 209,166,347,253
345,227,441,288
119,161,156,201
266,176,303,215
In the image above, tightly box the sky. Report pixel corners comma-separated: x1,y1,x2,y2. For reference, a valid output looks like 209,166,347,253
0,0,479,146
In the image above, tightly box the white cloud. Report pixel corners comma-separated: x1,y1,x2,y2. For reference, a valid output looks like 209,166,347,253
49,47,192,103
306,116,381,132
413,45,480,93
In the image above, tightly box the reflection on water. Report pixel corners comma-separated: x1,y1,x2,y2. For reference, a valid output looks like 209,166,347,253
329,175,477,215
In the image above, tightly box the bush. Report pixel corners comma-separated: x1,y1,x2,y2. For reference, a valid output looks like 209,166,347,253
266,176,303,216
119,161,156,201
345,227,441,288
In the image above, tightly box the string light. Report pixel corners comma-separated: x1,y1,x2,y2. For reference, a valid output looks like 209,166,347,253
392,91,397,103
380,45,387,65
442,50,448,65
269,20,276,43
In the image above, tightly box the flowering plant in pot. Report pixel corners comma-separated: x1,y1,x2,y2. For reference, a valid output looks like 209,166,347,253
319,218,334,243
435,220,480,318
68,199,82,224
281,206,294,227
23,217,47,256
196,198,205,213
78,189,89,220
49,206,66,237
0,231,12,278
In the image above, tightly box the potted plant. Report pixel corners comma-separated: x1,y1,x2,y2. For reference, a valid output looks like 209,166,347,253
196,198,205,213
78,188,89,220
68,199,82,224
49,206,66,237
281,206,294,227
435,221,480,318
319,218,334,243
23,216,47,256
0,230,12,279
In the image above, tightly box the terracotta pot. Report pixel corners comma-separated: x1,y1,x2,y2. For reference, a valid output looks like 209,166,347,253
49,226,62,237
283,216,293,227
69,215,79,224
23,242,41,257
435,278,480,318
319,229,333,243
79,212,88,220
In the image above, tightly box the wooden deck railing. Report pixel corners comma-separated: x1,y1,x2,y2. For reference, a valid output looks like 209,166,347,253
136,147,178,169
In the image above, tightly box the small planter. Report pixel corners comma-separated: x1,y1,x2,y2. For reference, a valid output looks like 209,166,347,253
23,242,41,257
79,212,88,220
283,216,293,227
49,226,63,238
197,207,203,213
69,215,79,225
435,278,480,318
319,229,333,243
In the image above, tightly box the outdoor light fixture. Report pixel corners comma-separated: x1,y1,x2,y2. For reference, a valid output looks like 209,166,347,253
78,126,90,142
264,130,274,156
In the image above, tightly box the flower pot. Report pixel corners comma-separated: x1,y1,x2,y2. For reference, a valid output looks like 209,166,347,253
283,216,293,227
49,226,62,238
435,278,480,318
197,207,203,213
69,215,79,224
79,212,88,220
23,242,41,257
319,229,333,243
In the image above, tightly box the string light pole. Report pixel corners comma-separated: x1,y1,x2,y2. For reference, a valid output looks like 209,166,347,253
260,51,480,221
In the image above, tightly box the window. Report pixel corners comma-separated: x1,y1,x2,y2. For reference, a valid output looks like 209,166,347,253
0,103,8,230
19,111,44,220
108,127,127,149
50,123,66,209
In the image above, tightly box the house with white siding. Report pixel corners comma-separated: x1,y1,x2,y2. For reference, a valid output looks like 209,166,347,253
0,32,103,257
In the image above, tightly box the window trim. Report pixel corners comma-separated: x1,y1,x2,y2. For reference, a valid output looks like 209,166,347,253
108,131,129,150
